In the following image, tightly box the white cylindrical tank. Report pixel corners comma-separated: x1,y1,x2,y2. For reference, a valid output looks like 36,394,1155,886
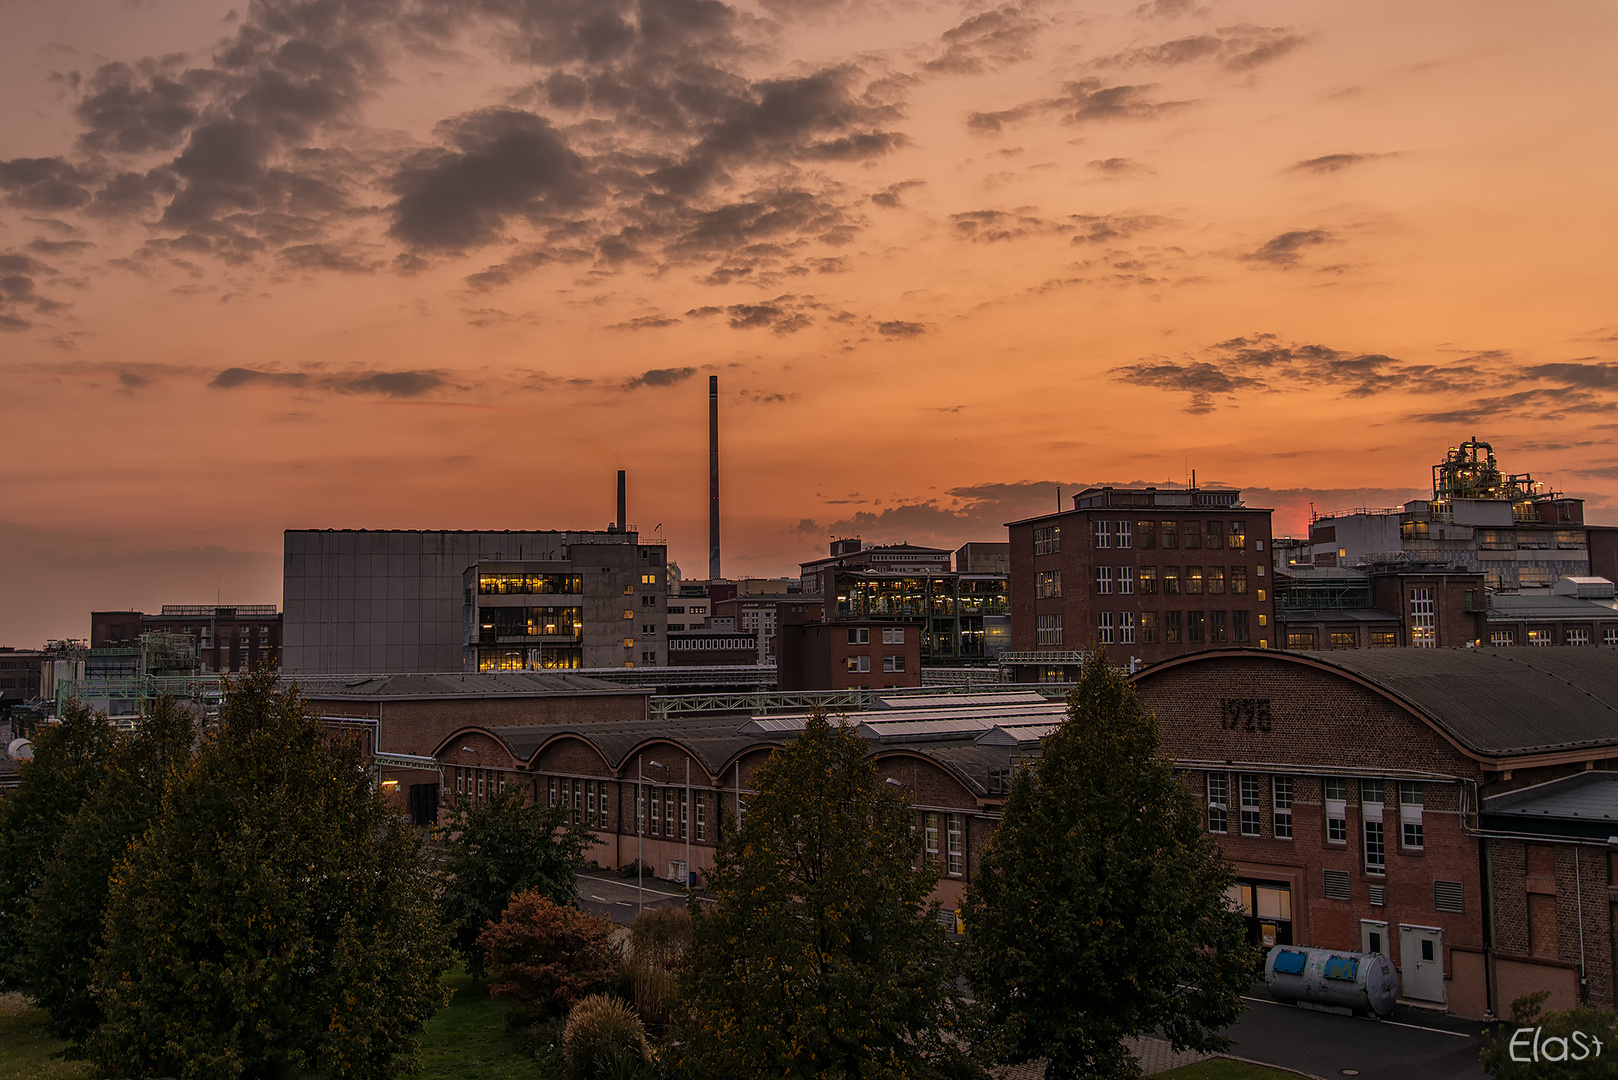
1265,945,1397,1018
6,738,32,762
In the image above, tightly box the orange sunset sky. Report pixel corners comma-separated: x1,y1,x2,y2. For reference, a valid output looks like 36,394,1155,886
1,0,1615,645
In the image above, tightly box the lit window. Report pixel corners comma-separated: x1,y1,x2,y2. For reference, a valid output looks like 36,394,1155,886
846,655,871,672
623,609,634,619
1409,588,1435,647
1036,570,1062,598
1527,628,1552,646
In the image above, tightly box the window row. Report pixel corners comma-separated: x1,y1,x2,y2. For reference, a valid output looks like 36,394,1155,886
547,776,612,829
921,811,966,876
1492,627,1618,647
846,655,907,672
478,573,584,595
1207,773,1427,874
1092,520,1250,551
454,766,509,802
1038,610,1266,645
1106,565,1261,596
636,785,707,842
846,627,908,644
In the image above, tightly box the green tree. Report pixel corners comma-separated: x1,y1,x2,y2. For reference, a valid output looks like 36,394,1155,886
1480,992,1618,1078
679,710,981,1080
87,671,450,1080
0,699,123,990
18,695,197,1048
961,649,1256,1080
439,785,598,978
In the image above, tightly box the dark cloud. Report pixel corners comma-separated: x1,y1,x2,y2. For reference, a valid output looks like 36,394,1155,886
1087,157,1150,175
609,315,682,330
118,370,154,389
1292,152,1396,174
686,294,823,334
968,78,1189,133
1135,0,1202,18
325,370,446,397
924,3,1045,76
74,61,205,154
623,366,696,388
209,367,311,389
877,320,926,337
1098,26,1307,71
1523,361,1618,389
26,238,96,256
1572,466,1618,480
950,209,1169,246
1243,229,1333,266
389,109,588,252
280,243,376,274
950,209,1051,242
870,180,925,208
0,252,65,331
0,158,98,211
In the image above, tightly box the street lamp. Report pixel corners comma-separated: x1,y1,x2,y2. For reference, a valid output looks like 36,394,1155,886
638,757,669,914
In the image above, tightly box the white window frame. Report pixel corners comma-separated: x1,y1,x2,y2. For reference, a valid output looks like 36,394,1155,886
1399,781,1424,849
883,654,905,672
946,814,964,876
846,654,871,672
1273,775,1293,839
1410,587,1435,647
1567,628,1590,646
1491,629,1515,647
1093,521,1112,548
1116,521,1132,548
1324,777,1347,844
1098,611,1115,644
1096,566,1113,594
1239,774,1261,837
1120,611,1136,644
1361,779,1385,874
882,627,904,644
1118,567,1134,595
1036,614,1063,646
1206,772,1228,834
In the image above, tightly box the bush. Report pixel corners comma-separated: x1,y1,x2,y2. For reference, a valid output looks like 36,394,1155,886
562,994,655,1080
628,906,691,1030
1480,991,1618,1078
480,892,620,1021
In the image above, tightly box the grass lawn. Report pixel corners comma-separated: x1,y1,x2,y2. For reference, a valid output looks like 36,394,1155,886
416,968,554,1080
1158,1059,1312,1080
0,995,91,1080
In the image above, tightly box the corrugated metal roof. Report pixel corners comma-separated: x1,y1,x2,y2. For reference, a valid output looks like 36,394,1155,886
293,671,641,698
1484,771,1618,822
1487,595,1618,621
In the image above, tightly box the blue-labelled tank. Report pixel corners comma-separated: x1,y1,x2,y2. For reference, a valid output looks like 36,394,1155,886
1265,945,1397,1018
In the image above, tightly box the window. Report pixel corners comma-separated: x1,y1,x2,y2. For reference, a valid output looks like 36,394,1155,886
883,654,906,672
1183,521,1201,549
1036,614,1063,646
572,780,583,823
1098,611,1115,644
1093,521,1112,548
1137,521,1156,549
1187,612,1206,643
924,812,941,863
1205,522,1223,549
1036,571,1062,598
623,609,634,619
1118,567,1134,595
599,784,610,828
1139,566,1158,594
1527,628,1552,646
1034,525,1061,555
587,780,596,825
1206,773,1228,833
680,789,688,840
1140,611,1159,644
1121,611,1136,644
1324,778,1347,843
1329,632,1356,648
1229,522,1246,550
650,788,664,835
1567,628,1590,646
946,814,964,876
846,655,871,672
1240,775,1261,836
1164,566,1181,594
1185,567,1203,594
847,627,870,644
1399,782,1424,849
1115,521,1132,548
1409,587,1435,647
547,776,556,805
642,624,658,635
642,594,658,607
1606,629,1618,646
1256,588,1265,602
1206,567,1225,594
1371,631,1399,647
1233,610,1250,643
1287,631,1317,650
882,627,905,644
1164,611,1182,643
695,794,706,841
1273,776,1293,839
1095,566,1113,594
1160,521,1178,549
1361,780,1385,873
1210,610,1228,643
1230,566,1247,594
1490,629,1514,646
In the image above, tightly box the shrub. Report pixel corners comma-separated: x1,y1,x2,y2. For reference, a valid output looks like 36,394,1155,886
480,892,620,1021
628,906,691,1030
1480,991,1618,1079
562,994,655,1080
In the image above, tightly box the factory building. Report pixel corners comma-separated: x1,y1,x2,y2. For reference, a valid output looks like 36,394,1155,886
92,605,281,673
1005,485,1276,679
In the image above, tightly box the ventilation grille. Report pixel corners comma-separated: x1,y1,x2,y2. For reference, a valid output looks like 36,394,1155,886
1368,884,1385,907
1324,869,1351,901
1435,880,1465,913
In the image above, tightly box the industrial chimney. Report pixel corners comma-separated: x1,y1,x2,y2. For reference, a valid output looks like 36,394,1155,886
617,470,627,533
709,376,721,579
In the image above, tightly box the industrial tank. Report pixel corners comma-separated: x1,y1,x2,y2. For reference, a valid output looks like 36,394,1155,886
1264,945,1397,1018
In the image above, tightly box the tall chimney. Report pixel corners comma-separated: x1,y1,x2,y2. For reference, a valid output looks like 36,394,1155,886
616,470,627,533
709,375,721,579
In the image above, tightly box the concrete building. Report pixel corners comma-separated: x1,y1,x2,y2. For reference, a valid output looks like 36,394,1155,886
1133,646,1618,1018
1006,485,1276,679
283,529,663,674
93,605,282,674
0,648,43,713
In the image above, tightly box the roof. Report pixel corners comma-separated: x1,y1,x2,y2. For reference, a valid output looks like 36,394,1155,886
1481,772,1618,840
1292,648,1618,758
292,671,647,700
1278,610,1401,624
488,715,779,776
1488,594,1618,622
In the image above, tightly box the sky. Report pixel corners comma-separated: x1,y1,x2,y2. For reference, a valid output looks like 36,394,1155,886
1,0,1615,646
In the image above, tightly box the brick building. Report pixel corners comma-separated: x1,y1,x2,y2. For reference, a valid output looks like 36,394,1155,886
777,618,923,690
1006,486,1276,679
1132,646,1618,1018
91,605,282,673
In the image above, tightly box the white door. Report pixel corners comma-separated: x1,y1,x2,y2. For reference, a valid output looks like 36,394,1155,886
1361,919,1389,958
1399,924,1446,1003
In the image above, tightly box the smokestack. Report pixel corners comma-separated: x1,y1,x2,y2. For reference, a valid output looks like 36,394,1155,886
709,375,721,579
617,470,627,533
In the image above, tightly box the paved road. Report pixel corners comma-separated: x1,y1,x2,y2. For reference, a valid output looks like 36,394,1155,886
1226,992,1486,1080
576,871,695,924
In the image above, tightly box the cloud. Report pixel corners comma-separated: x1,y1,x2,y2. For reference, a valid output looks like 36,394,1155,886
1088,157,1150,175
623,366,697,389
1098,25,1308,71
968,78,1190,133
0,158,98,211
877,320,926,337
209,366,446,396
609,315,682,331
1291,152,1397,174
686,294,825,334
74,61,205,154
0,252,66,331
924,3,1046,76
118,370,154,390
1523,361,1618,389
1242,229,1333,266
209,367,311,389
950,208,1052,242
870,180,925,208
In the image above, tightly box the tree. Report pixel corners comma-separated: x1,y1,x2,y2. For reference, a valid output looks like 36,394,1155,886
18,695,197,1048
0,699,123,990
439,785,598,978
679,710,981,1080
87,671,450,1080
961,649,1256,1080
479,891,620,1021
